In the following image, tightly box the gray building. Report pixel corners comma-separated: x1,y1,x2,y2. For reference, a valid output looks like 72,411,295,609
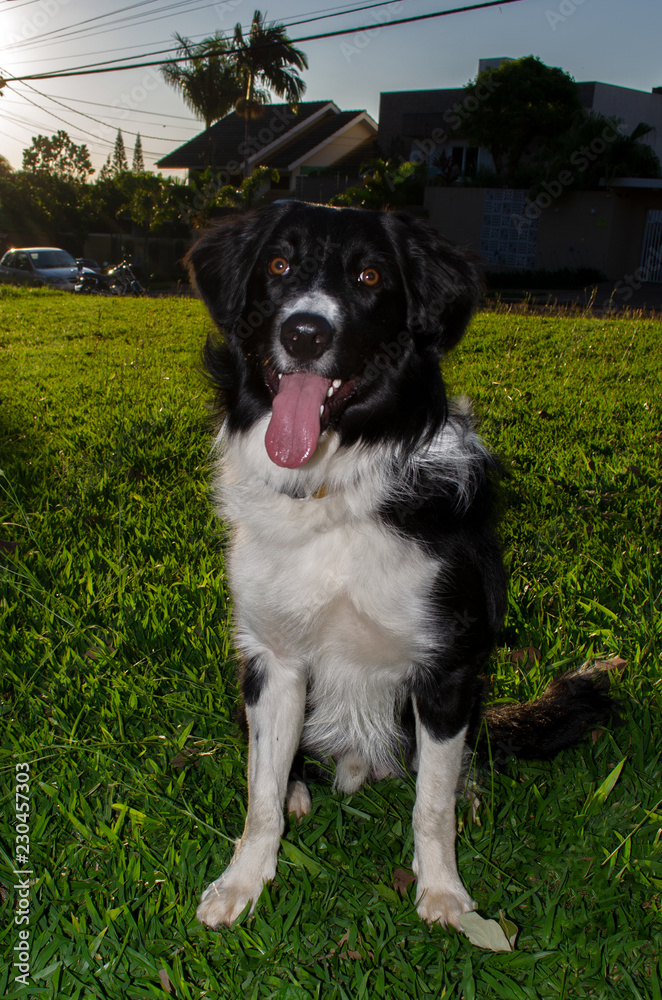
377,59,662,177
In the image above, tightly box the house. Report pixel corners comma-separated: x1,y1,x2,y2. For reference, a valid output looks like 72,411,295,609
379,60,662,280
378,59,662,178
157,100,378,202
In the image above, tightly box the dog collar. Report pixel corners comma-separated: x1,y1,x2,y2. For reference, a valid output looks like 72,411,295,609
279,482,329,500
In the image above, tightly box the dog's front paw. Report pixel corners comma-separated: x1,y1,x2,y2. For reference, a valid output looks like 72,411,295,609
416,882,475,929
197,861,272,928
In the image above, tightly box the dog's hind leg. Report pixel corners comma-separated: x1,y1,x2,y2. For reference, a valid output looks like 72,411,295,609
286,753,312,818
411,700,474,929
197,654,306,928
334,752,371,793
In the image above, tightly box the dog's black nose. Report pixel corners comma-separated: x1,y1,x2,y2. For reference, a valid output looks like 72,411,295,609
280,312,333,361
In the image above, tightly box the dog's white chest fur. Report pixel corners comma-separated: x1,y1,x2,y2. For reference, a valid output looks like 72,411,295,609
215,418,441,766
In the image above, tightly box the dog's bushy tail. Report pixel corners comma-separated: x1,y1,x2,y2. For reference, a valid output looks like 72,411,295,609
477,660,619,762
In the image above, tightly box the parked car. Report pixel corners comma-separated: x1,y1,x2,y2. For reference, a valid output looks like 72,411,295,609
0,247,85,290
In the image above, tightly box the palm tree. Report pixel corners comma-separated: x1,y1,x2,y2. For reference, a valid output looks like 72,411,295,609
161,33,243,130
232,10,308,175
535,111,661,193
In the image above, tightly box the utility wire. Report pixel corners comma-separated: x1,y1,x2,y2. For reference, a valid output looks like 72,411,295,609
2,0,528,82
0,0,43,11
5,0,418,67
5,80,193,143
44,95,200,120
3,0,385,53
5,0,200,47
0,66,166,157
6,0,414,60
3,93,196,126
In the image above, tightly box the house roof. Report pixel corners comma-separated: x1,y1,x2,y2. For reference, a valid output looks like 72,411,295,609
269,110,374,169
156,101,376,172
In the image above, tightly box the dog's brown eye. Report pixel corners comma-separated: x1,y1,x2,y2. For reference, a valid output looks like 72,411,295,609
359,267,380,287
268,256,290,276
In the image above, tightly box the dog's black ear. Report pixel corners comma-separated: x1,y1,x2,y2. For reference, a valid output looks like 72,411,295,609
386,213,483,353
185,203,293,332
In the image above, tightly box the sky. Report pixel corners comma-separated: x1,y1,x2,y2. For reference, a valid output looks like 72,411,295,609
0,0,661,176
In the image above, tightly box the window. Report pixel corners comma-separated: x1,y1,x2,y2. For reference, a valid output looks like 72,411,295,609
15,253,32,272
30,250,76,268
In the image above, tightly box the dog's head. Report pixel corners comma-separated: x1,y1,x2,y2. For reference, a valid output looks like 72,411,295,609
186,202,482,468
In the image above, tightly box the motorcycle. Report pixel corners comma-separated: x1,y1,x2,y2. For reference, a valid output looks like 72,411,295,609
74,255,145,296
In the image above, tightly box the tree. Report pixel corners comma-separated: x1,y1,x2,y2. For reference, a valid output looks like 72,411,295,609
232,10,307,116
98,154,113,181
132,134,145,173
112,130,128,174
161,32,243,129
329,159,425,210
116,172,187,230
0,154,12,178
213,165,280,209
535,111,662,192
460,56,582,181
0,171,88,243
232,10,308,174
181,165,279,227
22,130,93,181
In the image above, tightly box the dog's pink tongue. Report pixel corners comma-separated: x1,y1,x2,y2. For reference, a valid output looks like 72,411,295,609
265,372,330,468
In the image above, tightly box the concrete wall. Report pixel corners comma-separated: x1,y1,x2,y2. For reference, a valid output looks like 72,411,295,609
424,185,662,280
423,188,485,252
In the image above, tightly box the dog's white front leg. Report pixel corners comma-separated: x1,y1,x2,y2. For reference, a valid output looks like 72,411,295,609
197,657,306,928
411,707,474,928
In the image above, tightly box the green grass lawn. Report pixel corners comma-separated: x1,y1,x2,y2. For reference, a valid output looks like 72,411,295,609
1,286,660,999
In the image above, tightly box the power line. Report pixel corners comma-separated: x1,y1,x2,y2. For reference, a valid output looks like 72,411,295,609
5,0,419,69
4,0,239,52
46,94,198,121
0,0,43,12
5,0,198,49
2,0,529,82
4,93,197,128
3,0,411,56
0,67,167,158
5,80,194,143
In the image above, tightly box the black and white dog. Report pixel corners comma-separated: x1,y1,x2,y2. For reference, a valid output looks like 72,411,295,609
186,201,612,930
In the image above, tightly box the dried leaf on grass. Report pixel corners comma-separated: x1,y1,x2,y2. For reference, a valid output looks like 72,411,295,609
392,868,417,895
336,932,362,961
328,930,373,961
128,466,148,483
509,645,541,665
83,639,117,660
170,748,200,768
158,969,173,994
460,910,518,952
